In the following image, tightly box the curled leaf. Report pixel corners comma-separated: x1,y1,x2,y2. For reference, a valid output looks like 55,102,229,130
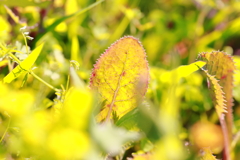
90,36,149,122
202,69,227,117
198,51,235,138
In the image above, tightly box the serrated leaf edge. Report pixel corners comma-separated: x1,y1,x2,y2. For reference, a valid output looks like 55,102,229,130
202,69,227,117
90,35,150,89
89,36,150,121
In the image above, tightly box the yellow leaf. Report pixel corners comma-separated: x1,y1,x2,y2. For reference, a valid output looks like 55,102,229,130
63,87,92,129
48,129,89,159
0,83,34,117
200,148,217,160
3,43,44,83
90,36,149,122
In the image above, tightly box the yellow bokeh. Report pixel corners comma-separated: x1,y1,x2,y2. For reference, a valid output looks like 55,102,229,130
21,111,51,147
0,84,34,117
63,87,93,129
0,16,10,42
48,128,89,159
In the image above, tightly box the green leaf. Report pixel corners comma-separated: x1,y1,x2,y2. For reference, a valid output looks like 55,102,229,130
163,61,206,84
115,108,139,130
117,102,161,142
175,61,206,78
3,43,44,83
21,73,29,87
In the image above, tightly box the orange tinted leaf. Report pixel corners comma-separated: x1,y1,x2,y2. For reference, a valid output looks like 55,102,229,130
202,69,227,117
198,51,235,138
90,36,149,122
198,52,235,109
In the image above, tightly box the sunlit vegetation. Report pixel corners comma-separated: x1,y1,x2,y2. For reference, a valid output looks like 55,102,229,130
0,0,240,160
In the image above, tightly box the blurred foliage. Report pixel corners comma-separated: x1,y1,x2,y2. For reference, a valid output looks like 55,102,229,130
0,0,240,160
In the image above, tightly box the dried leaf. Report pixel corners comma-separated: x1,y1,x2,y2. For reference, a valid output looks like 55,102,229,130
90,36,149,122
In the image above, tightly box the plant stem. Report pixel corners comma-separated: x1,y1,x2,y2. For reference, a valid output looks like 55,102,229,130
66,74,70,91
8,52,22,64
105,51,129,122
7,59,13,72
8,52,60,93
219,114,230,160
22,32,29,54
73,0,105,17
0,117,11,143
30,71,60,92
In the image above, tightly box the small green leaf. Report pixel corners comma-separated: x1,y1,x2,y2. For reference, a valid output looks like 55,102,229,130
175,61,206,78
115,108,139,129
3,43,44,83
